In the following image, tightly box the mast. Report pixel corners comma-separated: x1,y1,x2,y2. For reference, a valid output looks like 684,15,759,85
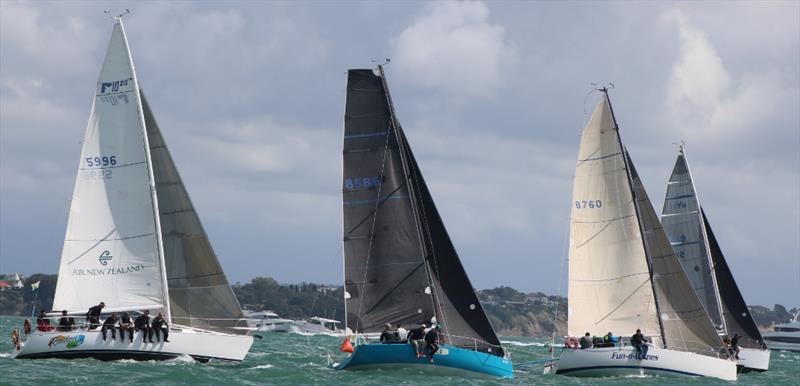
376,64,442,331
601,88,667,347
679,146,727,334
118,17,171,322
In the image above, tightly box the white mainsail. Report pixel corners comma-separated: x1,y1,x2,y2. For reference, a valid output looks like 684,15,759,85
567,96,661,342
568,92,723,356
53,21,167,315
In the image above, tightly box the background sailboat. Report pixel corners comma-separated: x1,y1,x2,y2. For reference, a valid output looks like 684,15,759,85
12,17,252,362
333,66,512,378
661,146,770,371
548,89,737,381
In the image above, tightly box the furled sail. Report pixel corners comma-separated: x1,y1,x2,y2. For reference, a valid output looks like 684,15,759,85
53,22,167,314
342,68,502,355
628,156,723,355
567,96,661,342
342,69,435,333
141,93,247,334
661,152,723,328
702,210,766,349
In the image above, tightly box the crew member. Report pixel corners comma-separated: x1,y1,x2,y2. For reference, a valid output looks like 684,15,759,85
380,323,396,344
631,329,649,359
58,310,75,332
424,325,441,363
86,302,105,330
36,310,52,332
101,312,119,341
580,332,592,349
152,312,169,343
396,324,408,343
119,312,134,342
135,310,154,343
407,323,426,357
730,334,740,359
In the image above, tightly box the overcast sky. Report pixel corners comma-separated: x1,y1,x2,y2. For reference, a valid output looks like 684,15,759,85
1,1,798,307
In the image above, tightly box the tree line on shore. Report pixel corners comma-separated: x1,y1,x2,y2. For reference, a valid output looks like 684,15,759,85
1,274,796,337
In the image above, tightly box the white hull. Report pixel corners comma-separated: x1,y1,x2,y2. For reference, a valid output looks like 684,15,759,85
736,347,770,372
549,346,736,381
11,326,253,362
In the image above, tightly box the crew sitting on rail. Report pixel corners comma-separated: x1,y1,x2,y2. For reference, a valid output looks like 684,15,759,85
101,312,119,341
58,310,75,331
579,332,592,349
36,310,54,332
119,312,134,343
407,323,426,357
135,310,154,343
152,312,170,343
86,301,105,330
380,323,400,344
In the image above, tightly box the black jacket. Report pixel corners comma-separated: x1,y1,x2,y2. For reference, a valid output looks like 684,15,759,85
87,305,103,318
134,314,150,328
103,316,118,326
424,329,439,344
152,316,167,329
407,327,425,341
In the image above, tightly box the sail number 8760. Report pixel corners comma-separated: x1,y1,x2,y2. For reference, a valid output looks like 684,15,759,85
575,200,602,209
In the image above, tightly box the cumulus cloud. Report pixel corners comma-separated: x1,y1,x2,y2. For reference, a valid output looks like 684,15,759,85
390,0,517,98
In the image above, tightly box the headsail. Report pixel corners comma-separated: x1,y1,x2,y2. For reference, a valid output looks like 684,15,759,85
661,151,724,329
567,96,661,342
628,156,723,355
141,93,247,334
342,68,502,355
702,210,766,349
53,21,167,314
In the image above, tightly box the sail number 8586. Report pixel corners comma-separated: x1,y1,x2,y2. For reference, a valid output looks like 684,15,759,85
344,176,382,190
575,200,602,209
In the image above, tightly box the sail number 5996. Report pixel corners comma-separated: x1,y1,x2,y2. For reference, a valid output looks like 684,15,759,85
575,200,602,209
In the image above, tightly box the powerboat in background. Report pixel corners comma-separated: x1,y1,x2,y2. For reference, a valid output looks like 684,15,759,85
243,310,293,332
763,315,800,352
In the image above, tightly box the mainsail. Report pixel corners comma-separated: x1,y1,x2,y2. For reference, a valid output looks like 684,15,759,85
142,93,247,334
53,22,167,314
568,91,724,357
661,150,765,348
342,68,502,355
661,151,724,329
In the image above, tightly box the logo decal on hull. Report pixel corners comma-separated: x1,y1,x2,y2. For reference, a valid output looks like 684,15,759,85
611,351,659,361
48,335,85,349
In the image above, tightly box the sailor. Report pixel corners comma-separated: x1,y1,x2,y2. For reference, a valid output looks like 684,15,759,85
101,312,118,341
58,310,75,332
396,324,408,343
631,329,649,359
135,310,154,343
379,323,395,344
579,332,592,349
603,331,615,347
36,310,52,332
730,334,740,359
407,323,426,358
86,301,105,330
424,325,441,363
152,312,170,343
119,312,134,342
11,328,21,350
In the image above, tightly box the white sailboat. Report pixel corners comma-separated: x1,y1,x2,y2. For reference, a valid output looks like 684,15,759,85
661,146,770,371
546,89,736,381
11,16,253,362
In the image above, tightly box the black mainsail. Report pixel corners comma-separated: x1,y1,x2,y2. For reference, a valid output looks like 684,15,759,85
342,67,503,356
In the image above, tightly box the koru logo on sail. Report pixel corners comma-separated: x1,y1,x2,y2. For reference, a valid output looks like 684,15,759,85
99,250,113,266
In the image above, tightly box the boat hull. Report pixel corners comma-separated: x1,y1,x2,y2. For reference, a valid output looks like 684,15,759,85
550,346,736,381
334,343,513,378
11,326,253,362
736,347,770,372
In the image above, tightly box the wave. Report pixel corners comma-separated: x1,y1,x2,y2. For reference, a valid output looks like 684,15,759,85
501,340,547,347
250,364,274,370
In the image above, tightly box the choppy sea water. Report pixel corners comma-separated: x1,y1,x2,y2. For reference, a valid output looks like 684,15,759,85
0,316,796,385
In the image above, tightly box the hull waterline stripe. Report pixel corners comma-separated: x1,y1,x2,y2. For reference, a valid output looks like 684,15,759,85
556,364,704,377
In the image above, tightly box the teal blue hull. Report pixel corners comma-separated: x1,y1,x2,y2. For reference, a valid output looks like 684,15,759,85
334,343,513,378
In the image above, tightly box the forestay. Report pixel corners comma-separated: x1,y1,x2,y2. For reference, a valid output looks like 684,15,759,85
661,152,723,329
53,22,167,314
567,97,661,343
141,93,247,334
